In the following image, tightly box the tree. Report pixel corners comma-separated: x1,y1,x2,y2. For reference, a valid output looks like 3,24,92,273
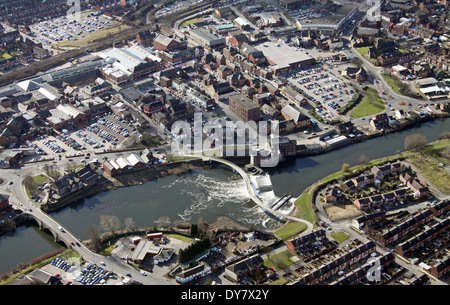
358,153,369,165
272,255,287,271
88,225,102,251
197,217,209,235
23,174,38,197
439,131,450,140
404,133,427,151
341,163,351,172
189,224,198,237
156,216,171,230
124,217,137,232
99,215,121,235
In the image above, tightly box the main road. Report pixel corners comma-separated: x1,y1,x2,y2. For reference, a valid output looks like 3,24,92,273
1,156,172,285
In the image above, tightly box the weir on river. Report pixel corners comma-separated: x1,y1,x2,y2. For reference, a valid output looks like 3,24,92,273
249,173,295,216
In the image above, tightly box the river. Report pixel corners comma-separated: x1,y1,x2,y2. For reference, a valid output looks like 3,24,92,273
0,118,448,275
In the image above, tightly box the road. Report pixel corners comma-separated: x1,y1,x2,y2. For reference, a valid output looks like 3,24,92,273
0,154,172,285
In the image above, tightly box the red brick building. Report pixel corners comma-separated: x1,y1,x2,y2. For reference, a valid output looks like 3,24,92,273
229,94,260,122
0,194,12,217
153,34,186,52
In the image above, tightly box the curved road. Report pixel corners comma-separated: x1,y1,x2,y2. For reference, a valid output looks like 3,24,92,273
0,157,171,285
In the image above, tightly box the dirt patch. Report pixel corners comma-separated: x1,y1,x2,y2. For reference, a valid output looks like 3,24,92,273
324,203,362,221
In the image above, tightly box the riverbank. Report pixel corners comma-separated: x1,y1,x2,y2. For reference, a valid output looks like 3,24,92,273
41,159,205,213
286,138,449,227
296,112,449,157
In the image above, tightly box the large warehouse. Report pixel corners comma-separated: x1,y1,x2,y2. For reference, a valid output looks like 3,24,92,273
254,41,316,75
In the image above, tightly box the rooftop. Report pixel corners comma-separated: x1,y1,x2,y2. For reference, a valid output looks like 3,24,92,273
254,41,314,69
230,94,259,110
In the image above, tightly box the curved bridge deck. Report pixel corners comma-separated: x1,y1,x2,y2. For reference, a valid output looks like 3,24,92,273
203,156,314,234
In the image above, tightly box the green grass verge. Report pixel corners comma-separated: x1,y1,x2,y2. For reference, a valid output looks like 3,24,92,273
330,232,350,243
274,222,308,242
181,18,201,27
263,250,295,270
294,193,316,223
355,47,369,56
382,73,404,95
166,234,194,243
350,87,385,119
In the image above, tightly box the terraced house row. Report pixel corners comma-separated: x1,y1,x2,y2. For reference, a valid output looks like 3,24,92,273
395,218,450,257
294,241,376,285
332,252,396,285
0,0,69,26
375,209,434,246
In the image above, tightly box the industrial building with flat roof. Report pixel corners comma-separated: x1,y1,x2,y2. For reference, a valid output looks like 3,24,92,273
188,28,226,50
104,45,160,79
254,41,316,75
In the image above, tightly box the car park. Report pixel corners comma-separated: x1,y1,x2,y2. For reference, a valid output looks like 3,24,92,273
73,263,114,285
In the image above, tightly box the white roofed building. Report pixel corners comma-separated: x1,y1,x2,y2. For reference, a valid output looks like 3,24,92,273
104,45,161,79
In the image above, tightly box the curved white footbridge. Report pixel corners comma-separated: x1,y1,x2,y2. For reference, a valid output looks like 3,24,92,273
201,156,314,234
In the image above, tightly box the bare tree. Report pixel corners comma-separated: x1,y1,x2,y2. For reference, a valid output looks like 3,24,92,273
442,146,450,160
156,215,171,230
341,163,351,172
88,225,102,251
124,217,137,232
358,153,369,165
99,215,121,235
404,134,427,151
439,131,450,140
197,217,209,235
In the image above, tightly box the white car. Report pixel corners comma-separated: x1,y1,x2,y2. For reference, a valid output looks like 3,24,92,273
140,271,147,276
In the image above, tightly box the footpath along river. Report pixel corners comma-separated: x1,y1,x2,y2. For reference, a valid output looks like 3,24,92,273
0,118,448,275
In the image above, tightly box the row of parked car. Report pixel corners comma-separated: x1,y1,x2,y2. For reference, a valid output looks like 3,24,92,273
73,264,113,285
43,140,65,153
87,124,118,143
51,258,75,273
96,117,130,137
75,131,103,148
55,133,82,150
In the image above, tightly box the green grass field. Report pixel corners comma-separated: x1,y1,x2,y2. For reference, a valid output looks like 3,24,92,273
274,222,308,242
355,47,369,56
294,193,316,223
382,73,404,95
180,18,201,27
350,87,385,119
408,140,450,193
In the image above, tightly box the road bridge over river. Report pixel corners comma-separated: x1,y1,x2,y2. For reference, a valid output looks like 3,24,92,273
1,154,314,284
